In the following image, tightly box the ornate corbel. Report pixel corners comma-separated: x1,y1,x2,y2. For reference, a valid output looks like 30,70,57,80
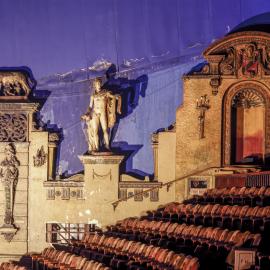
210,76,221,95
204,55,224,75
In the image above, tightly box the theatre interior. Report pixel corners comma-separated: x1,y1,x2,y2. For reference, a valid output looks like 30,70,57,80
4,1,270,270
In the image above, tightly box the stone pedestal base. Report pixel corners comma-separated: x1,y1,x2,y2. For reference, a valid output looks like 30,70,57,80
79,153,124,204
0,224,18,242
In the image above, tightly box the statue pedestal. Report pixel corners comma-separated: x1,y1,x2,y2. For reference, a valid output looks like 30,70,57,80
79,154,125,202
0,224,18,242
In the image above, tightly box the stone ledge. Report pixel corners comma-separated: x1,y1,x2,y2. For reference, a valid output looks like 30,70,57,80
79,154,125,165
119,181,162,189
43,181,84,187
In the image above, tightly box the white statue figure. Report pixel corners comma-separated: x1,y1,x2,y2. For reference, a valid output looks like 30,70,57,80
81,77,121,153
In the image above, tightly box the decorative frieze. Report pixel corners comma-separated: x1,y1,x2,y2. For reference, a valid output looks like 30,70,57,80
44,180,84,201
150,188,159,202
46,187,84,201
43,180,84,187
118,181,161,202
62,188,70,200
118,181,162,189
118,188,127,200
134,189,143,201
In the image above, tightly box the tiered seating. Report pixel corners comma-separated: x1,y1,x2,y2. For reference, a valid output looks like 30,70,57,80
46,217,259,269
28,186,270,270
56,233,200,270
185,186,270,206
107,217,260,266
0,263,26,270
146,203,270,233
181,186,270,270
31,248,109,270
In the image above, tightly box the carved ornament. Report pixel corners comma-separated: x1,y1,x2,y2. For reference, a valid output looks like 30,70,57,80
33,146,47,167
45,187,84,200
0,71,34,100
190,32,270,94
92,169,112,181
49,133,60,143
151,133,159,144
196,95,210,139
232,88,265,108
0,143,20,241
209,76,221,95
0,113,27,142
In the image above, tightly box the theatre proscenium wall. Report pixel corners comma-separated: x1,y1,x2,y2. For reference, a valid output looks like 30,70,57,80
175,31,270,200
0,70,176,258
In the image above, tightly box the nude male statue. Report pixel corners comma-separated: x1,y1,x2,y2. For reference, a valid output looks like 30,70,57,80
81,77,121,153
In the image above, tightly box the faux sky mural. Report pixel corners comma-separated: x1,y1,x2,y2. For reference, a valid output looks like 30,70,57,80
2,0,270,176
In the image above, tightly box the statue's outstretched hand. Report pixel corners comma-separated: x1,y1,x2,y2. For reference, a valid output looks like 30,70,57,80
81,113,91,121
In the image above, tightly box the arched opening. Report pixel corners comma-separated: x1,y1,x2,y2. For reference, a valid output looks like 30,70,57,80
223,82,270,167
230,89,265,164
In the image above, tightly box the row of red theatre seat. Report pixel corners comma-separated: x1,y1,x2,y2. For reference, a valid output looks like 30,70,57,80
184,186,270,206
50,233,199,270
47,190,267,270
0,263,26,270
31,247,109,270
108,217,261,247
57,220,259,270
107,217,261,261
29,186,270,270
146,202,270,233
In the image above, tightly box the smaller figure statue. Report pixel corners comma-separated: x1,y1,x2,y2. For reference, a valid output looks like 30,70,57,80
0,143,20,227
33,146,47,167
262,46,270,74
220,47,235,75
238,44,261,77
81,77,121,153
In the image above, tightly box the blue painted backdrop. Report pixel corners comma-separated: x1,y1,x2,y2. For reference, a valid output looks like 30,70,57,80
2,0,270,175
